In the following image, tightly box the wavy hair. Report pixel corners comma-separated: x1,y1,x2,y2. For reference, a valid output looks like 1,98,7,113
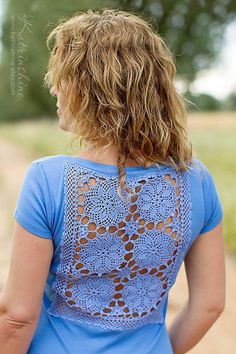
44,8,193,201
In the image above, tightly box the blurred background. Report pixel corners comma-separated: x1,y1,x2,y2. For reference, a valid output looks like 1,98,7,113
0,0,235,353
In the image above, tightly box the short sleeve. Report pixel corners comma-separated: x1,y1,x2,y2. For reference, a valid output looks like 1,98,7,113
14,161,53,239
199,165,223,235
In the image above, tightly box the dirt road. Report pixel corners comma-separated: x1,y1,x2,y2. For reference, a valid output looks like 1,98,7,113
0,137,235,353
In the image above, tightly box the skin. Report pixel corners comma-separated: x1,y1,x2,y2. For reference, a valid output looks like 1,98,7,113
50,82,75,133
0,85,225,354
0,222,53,354
169,221,225,353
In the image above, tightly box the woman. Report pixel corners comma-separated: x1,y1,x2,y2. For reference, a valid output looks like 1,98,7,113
0,8,225,354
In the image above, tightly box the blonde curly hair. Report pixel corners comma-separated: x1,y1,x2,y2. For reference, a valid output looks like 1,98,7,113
44,8,193,201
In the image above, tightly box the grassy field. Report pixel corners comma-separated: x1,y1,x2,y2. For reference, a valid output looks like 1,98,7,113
1,111,236,253
189,112,236,253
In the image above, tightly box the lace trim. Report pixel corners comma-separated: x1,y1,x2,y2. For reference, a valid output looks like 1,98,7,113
47,161,192,330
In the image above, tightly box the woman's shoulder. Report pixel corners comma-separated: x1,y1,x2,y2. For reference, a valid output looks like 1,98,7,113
26,155,68,191
187,157,214,183
32,154,67,173
188,157,223,230
33,154,66,165
186,158,222,211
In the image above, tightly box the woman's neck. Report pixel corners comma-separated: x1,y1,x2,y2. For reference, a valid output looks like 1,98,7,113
74,146,140,167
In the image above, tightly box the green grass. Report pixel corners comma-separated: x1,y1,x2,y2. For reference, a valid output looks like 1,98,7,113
190,125,236,254
0,118,72,159
1,114,236,253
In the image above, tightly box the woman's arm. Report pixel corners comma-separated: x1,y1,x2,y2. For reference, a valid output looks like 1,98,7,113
0,221,53,354
168,221,225,354
0,309,38,354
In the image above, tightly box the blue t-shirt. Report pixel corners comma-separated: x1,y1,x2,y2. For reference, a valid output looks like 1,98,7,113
14,154,223,354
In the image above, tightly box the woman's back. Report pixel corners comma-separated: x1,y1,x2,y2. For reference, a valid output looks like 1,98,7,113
13,154,223,353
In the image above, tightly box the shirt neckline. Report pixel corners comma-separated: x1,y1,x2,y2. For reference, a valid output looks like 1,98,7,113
61,154,167,174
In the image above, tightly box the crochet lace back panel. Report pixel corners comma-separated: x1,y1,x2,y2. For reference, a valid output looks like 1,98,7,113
47,161,192,330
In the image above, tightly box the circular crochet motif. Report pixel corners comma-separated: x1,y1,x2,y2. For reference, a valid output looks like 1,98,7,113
47,162,192,330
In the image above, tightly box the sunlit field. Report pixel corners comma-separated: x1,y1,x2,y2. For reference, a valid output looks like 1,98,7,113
188,112,236,253
1,111,236,253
